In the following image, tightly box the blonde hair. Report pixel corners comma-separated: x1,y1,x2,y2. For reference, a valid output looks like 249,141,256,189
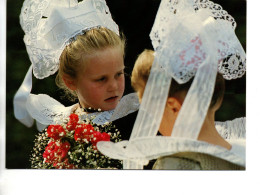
131,49,154,100
131,49,225,108
56,27,126,101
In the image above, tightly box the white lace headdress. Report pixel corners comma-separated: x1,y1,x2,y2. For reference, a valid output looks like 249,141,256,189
97,0,246,169
14,0,119,128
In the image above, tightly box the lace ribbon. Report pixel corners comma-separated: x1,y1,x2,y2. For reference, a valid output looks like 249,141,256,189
97,0,246,169
13,65,33,127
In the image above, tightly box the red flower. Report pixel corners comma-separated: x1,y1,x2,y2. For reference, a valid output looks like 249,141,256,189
56,141,71,160
74,124,94,142
47,125,66,140
62,158,75,169
43,141,56,163
43,141,71,166
101,132,110,141
66,113,79,131
91,131,110,148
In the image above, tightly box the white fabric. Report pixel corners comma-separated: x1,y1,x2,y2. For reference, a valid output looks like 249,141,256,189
215,117,246,140
229,139,246,161
97,117,246,167
97,0,246,169
24,93,139,131
14,0,120,128
83,93,139,125
216,117,246,161
129,65,172,140
109,93,140,122
20,0,118,79
150,0,246,82
13,65,33,127
26,94,74,126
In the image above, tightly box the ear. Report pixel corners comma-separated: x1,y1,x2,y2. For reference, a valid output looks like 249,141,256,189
62,74,77,91
166,97,182,113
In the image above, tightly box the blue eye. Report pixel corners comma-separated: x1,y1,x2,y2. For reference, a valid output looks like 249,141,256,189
116,71,124,78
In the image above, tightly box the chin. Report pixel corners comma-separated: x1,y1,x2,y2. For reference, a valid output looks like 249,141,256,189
106,104,118,111
103,102,119,111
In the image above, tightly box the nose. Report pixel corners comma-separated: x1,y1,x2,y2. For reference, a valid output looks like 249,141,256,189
107,78,118,92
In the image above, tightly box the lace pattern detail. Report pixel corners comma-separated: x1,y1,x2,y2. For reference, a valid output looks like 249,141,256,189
218,53,246,80
26,93,139,130
215,117,246,140
150,0,246,82
90,110,114,125
193,0,236,28
20,0,119,79
150,0,178,51
77,93,139,125
20,0,50,34
26,94,74,126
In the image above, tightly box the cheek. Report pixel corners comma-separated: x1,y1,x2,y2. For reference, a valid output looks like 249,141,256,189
88,85,105,99
118,75,125,91
78,81,103,100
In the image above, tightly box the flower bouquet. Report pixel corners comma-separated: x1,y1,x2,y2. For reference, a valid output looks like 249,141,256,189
30,113,122,169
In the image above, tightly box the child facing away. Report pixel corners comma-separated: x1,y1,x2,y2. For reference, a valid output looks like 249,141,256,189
131,49,245,170
96,0,246,170
15,0,139,169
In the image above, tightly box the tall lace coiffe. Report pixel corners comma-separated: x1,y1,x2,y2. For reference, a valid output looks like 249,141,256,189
14,0,119,128
97,0,246,169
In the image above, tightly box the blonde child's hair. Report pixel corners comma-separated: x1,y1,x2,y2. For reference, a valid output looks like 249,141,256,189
131,49,225,108
56,27,126,101
131,49,154,100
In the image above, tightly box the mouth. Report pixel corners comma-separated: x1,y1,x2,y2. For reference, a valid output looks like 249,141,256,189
104,96,119,102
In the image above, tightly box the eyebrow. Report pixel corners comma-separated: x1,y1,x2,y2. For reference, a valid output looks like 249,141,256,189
92,66,125,78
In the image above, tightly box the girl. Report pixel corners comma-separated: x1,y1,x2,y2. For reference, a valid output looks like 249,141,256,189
56,27,138,139
15,0,139,169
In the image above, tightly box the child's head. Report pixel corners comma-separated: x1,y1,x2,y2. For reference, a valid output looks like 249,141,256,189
131,49,225,135
131,49,154,101
56,27,126,111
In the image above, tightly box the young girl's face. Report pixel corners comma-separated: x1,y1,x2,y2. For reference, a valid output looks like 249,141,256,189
74,46,125,111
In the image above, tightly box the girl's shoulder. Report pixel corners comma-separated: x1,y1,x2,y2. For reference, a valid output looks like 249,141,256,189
76,93,139,126
90,93,140,124
89,93,139,140
109,93,140,122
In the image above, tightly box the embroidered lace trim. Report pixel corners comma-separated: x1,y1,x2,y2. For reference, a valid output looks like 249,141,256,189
215,117,246,139
20,0,119,79
26,93,139,130
150,0,246,82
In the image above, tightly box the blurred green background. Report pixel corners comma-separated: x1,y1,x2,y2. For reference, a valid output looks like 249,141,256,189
6,0,246,168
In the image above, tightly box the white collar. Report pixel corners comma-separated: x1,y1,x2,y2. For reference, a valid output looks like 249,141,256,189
25,93,139,131
97,117,246,168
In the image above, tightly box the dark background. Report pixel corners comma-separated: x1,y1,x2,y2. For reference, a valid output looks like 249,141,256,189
6,0,246,168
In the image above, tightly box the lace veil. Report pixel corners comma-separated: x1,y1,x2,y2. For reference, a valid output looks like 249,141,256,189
14,0,119,129
97,0,246,169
